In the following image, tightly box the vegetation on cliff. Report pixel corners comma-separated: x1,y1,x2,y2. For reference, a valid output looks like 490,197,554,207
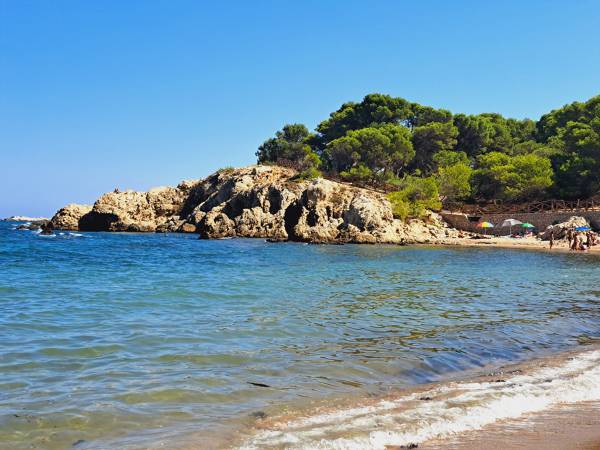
257,93,600,216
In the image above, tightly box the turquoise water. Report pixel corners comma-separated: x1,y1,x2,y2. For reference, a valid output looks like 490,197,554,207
2,221,600,449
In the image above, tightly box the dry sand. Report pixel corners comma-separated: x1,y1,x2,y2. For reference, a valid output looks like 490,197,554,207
440,235,600,254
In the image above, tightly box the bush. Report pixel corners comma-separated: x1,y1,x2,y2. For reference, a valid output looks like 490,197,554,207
386,176,441,221
340,164,373,183
473,151,553,200
293,166,322,181
435,163,472,202
386,191,410,221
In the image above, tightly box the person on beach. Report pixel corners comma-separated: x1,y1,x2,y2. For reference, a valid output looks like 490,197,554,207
567,228,574,248
549,231,554,249
571,232,579,251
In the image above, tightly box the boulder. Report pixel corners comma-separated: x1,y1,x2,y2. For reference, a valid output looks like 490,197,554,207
540,216,590,240
197,211,235,239
16,219,49,231
179,223,197,233
51,204,93,230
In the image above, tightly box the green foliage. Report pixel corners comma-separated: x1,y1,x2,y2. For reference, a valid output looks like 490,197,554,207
293,166,322,181
257,92,600,203
387,176,442,221
256,123,321,170
453,114,494,157
386,191,410,221
432,150,469,169
325,123,414,175
506,118,536,143
411,121,459,173
512,140,559,158
406,104,453,128
340,164,373,183
533,97,600,199
316,94,412,145
436,163,473,202
473,152,553,201
536,95,600,142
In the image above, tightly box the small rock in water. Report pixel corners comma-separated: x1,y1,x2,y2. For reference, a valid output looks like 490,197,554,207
385,444,418,450
72,439,86,447
247,382,271,388
418,396,432,401
249,411,267,419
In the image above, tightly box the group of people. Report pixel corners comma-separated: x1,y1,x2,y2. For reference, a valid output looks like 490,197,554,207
549,228,598,251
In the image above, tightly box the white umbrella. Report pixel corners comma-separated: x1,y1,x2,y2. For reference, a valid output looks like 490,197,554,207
500,218,522,234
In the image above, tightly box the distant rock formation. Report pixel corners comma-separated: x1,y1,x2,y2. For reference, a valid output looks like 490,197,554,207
50,166,459,244
2,216,49,222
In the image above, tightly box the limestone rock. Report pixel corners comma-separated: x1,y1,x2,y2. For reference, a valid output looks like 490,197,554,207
51,204,93,230
179,223,197,233
51,165,458,244
540,216,589,240
197,211,235,239
78,183,198,232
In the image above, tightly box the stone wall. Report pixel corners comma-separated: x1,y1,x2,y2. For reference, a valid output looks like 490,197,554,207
442,211,600,235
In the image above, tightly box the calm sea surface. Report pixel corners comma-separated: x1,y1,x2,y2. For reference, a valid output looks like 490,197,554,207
1,221,600,449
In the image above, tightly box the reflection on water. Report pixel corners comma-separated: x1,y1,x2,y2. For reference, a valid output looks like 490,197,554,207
1,222,600,449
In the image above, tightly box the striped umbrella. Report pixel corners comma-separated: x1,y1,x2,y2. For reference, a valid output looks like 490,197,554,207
477,221,494,235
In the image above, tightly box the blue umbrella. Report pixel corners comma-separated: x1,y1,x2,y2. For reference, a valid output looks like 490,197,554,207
576,226,591,231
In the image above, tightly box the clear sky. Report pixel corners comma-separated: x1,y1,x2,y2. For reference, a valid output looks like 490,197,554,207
1,0,599,217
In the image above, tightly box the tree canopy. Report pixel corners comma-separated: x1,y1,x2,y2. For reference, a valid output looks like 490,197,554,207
256,93,600,212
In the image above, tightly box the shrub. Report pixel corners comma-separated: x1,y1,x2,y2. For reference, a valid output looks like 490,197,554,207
386,176,442,221
340,164,373,183
386,191,410,221
293,166,322,181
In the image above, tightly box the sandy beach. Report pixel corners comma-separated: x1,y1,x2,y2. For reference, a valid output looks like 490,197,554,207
441,235,600,254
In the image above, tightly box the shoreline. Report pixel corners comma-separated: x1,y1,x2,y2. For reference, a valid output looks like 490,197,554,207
227,345,600,450
11,218,600,255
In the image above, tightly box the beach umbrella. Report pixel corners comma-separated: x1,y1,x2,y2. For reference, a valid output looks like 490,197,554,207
477,221,494,235
521,223,535,229
576,226,591,231
500,218,522,234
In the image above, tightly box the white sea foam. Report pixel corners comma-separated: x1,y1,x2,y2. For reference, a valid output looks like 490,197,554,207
239,350,600,449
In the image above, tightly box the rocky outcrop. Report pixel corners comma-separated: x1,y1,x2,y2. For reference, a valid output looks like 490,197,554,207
540,216,590,240
16,219,50,231
76,182,198,232
51,204,93,230
51,166,459,244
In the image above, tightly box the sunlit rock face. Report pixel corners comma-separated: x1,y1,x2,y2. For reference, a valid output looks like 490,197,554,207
51,165,458,244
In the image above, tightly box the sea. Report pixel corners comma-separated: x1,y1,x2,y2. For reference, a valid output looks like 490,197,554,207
2,221,600,449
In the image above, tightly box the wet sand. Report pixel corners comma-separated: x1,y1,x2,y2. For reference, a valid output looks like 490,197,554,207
231,346,600,449
420,401,600,450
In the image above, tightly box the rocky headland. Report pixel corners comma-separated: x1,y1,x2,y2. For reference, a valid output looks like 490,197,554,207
50,166,460,244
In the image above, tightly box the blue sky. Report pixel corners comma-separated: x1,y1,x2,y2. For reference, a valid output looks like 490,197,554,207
1,0,599,217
